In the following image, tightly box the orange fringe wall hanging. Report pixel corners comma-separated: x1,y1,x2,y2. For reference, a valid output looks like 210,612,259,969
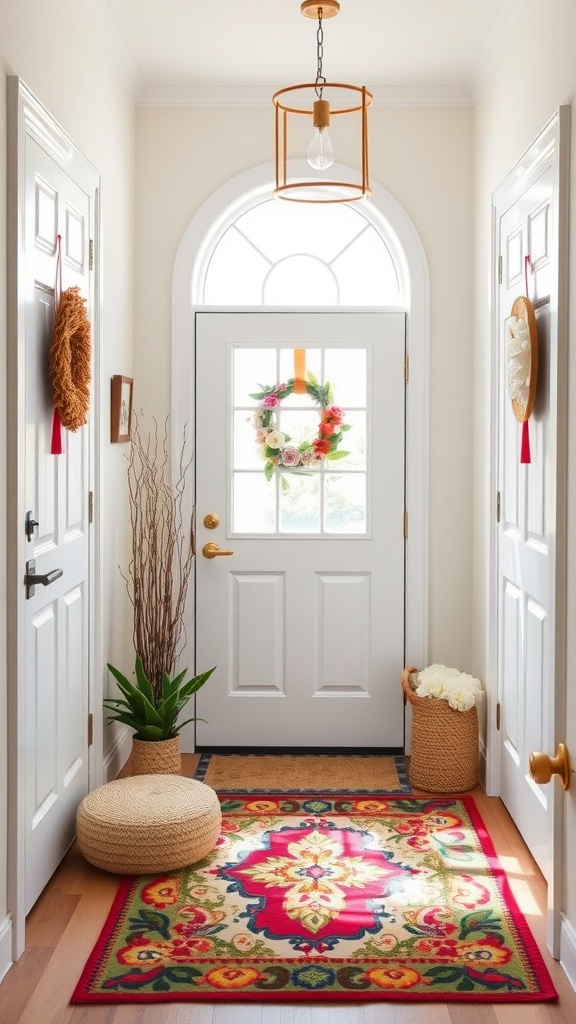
49,285,91,451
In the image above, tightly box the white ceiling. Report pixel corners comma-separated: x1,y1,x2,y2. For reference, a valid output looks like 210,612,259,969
83,0,529,106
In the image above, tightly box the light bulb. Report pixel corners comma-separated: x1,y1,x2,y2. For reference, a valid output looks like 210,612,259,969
307,126,334,170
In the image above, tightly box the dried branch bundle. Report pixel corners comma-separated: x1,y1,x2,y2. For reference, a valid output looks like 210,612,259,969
121,414,194,701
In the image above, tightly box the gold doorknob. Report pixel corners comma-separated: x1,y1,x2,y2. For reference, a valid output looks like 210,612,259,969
202,542,235,559
529,743,570,790
203,513,220,530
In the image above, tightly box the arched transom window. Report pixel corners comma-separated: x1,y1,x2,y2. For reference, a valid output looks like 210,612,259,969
200,195,404,307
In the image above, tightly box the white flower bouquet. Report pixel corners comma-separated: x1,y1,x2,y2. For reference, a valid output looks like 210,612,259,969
414,664,483,713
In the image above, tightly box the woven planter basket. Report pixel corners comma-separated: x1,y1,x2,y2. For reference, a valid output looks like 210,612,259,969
130,736,182,776
402,666,479,792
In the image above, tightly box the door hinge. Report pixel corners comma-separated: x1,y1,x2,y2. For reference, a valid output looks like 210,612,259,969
403,509,408,539
404,354,409,384
88,490,94,524
498,254,503,285
496,702,501,731
87,712,94,747
496,490,501,523
89,239,94,271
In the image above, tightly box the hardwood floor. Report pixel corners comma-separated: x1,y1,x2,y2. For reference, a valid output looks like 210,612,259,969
1,755,575,1023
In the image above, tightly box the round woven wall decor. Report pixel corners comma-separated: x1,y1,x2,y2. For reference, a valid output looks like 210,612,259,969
507,294,538,423
50,286,91,431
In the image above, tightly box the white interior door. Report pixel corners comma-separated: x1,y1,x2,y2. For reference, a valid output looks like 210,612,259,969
22,136,93,913
495,111,568,935
195,311,406,749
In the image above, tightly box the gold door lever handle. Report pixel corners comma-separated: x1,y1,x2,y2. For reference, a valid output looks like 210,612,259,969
202,542,235,559
529,742,570,790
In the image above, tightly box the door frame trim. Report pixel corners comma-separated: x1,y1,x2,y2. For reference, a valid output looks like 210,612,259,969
171,163,430,748
488,106,570,955
6,77,102,960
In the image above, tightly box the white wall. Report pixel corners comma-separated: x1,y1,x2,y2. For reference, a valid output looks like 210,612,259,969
473,0,576,942
0,0,135,960
134,103,475,670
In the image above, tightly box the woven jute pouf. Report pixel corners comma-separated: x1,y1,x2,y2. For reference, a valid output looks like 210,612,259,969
76,775,221,874
402,666,479,792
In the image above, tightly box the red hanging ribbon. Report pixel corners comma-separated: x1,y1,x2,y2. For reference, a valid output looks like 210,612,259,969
520,420,531,464
51,235,64,455
519,254,533,465
524,254,532,297
51,407,64,454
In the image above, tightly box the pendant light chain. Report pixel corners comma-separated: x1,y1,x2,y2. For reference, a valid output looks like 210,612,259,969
315,9,326,99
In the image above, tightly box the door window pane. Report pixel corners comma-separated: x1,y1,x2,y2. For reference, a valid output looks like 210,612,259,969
234,348,276,406
324,349,366,406
279,474,321,533
233,473,276,533
336,411,366,470
325,474,367,533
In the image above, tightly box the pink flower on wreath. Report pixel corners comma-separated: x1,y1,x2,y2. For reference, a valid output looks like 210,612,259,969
263,394,278,409
281,446,301,467
324,405,344,424
300,448,316,465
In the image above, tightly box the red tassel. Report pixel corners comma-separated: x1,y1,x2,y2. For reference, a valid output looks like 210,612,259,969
520,419,531,464
51,408,64,455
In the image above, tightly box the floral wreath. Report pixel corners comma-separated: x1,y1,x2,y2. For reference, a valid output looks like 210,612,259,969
250,373,350,481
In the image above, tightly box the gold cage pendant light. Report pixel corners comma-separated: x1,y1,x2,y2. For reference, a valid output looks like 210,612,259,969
273,1,373,203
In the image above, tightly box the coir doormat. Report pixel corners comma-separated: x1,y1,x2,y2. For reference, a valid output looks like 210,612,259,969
71,794,556,1004
194,753,411,792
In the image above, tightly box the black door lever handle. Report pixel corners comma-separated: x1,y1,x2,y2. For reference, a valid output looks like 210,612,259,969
25,559,63,599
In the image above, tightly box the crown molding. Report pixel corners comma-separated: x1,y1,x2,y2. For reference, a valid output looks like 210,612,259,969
466,0,531,103
136,84,472,109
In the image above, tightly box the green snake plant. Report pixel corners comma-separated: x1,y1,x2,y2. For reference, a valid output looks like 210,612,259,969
104,656,215,741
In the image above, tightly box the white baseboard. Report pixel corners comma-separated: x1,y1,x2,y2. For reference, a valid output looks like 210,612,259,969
0,914,13,985
560,914,576,992
102,725,132,783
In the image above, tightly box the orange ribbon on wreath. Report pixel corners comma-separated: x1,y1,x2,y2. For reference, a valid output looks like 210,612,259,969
293,348,306,394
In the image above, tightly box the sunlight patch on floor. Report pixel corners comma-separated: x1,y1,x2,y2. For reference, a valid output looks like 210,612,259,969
497,854,523,874
507,877,542,916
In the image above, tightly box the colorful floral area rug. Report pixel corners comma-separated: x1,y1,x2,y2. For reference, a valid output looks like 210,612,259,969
71,794,557,1004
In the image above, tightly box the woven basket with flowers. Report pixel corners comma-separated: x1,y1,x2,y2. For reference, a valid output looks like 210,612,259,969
402,664,483,793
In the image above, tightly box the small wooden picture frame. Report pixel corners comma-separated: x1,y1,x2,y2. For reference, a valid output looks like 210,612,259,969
111,375,133,443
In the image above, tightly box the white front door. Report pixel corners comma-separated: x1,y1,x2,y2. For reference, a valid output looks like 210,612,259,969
20,129,95,912
494,109,568,941
195,311,406,749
